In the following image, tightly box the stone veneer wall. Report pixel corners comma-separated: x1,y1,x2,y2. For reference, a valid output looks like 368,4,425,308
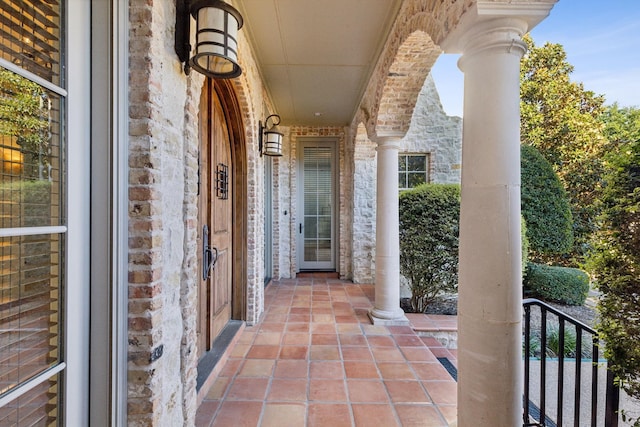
401,74,462,184
351,124,377,283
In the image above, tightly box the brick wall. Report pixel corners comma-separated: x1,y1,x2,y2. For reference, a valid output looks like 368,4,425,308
127,0,272,424
356,0,473,140
128,0,189,425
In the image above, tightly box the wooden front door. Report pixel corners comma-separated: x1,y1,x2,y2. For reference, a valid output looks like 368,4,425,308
197,80,233,356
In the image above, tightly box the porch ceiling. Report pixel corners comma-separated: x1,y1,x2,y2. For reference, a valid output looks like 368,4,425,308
237,0,403,127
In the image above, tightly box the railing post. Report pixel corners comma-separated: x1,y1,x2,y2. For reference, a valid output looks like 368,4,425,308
605,369,620,427
524,304,531,425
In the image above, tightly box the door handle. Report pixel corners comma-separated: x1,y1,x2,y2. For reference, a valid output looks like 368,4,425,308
299,223,302,234
202,225,218,280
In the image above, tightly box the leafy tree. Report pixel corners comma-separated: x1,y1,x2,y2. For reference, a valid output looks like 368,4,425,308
587,106,640,407
399,184,460,313
601,103,640,148
521,144,573,261
520,35,608,261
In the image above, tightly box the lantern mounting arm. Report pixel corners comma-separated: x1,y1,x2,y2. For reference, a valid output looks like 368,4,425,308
175,0,192,74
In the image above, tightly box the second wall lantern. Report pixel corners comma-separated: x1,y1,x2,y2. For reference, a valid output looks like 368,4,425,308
175,0,244,79
259,114,284,157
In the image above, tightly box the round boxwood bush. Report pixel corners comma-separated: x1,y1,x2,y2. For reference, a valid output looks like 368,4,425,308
399,183,460,313
524,262,589,305
521,144,574,260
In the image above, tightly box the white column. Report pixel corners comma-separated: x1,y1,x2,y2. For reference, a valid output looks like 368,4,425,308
369,136,408,325
456,19,528,427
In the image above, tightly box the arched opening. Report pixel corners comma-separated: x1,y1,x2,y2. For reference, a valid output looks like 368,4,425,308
195,78,248,394
375,31,440,137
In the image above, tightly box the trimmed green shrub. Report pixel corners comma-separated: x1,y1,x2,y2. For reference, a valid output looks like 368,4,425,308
524,263,589,305
399,183,460,313
521,144,574,261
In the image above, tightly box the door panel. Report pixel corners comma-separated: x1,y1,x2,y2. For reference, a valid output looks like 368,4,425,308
297,141,336,271
197,80,232,357
0,1,71,423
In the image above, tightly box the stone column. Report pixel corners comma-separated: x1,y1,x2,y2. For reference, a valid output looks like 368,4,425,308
455,17,529,427
369,135,408,325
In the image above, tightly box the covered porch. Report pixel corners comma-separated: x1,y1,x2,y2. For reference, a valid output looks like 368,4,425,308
195,277,458,426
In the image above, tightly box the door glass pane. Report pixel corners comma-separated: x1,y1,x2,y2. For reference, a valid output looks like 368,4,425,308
317,217,330,240
317,194,330,215
304,169,317,192
0,1,63,86
304,217,317,239
0,372,60,425
317,170,330,193
0,233,63,394
0,70,63,228
304,241,317,262
317,240,331,262
304,193,317,216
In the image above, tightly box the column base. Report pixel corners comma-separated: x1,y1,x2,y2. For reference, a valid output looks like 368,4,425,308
368,308,409,326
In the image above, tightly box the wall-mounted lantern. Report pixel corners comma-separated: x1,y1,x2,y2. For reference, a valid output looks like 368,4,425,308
175,0,244,79
259,114,284,157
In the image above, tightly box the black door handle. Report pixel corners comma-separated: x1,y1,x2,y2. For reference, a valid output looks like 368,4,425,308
299,223,302,234
203,225,218,280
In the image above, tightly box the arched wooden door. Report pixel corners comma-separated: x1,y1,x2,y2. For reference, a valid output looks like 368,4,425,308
197,79,233,356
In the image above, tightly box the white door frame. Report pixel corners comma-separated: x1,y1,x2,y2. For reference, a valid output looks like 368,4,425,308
88,0,129,425
296,138,338,271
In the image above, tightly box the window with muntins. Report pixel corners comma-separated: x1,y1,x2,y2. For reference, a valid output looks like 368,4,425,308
398,153,429,190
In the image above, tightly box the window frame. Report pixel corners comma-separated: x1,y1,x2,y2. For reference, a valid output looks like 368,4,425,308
398,153,430,190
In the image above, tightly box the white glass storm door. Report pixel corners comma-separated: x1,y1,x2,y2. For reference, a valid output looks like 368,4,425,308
0,2,91,425
296,140,337,271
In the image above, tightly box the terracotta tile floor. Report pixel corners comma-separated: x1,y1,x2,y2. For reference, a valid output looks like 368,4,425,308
195,278,458,427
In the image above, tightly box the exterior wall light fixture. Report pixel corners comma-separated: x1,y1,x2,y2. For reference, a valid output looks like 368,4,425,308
175,0,244,79
259,114,284,157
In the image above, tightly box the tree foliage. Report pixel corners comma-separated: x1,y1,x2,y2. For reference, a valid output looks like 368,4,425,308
587,105,640,403
399,184,460,313
521,144,573,261
0,68,50,178
520,35,608,260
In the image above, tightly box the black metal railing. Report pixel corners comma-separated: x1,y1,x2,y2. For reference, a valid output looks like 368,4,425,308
523,298,620,427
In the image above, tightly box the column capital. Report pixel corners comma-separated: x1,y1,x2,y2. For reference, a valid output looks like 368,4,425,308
441,0,556,54
374,133,403,150
456,19,528,71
